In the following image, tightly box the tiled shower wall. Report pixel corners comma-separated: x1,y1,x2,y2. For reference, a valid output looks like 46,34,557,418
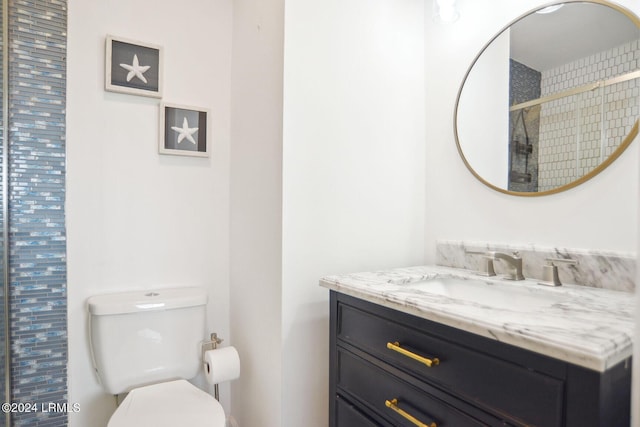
538,39,639,191
509,60,540,192
7,1,68,426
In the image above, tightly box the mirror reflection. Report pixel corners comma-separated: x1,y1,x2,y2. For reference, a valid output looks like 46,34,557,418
455,1,640,195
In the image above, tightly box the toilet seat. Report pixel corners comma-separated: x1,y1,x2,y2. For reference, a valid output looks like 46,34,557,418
108,379,226,427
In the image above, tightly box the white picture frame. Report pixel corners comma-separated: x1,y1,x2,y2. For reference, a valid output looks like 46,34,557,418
159,103,210,157
105,35,163,98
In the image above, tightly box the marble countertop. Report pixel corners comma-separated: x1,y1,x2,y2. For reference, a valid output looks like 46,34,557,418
320,265,635,372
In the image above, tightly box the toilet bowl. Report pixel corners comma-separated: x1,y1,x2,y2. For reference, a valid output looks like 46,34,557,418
108,380,225,427
87,288,228,426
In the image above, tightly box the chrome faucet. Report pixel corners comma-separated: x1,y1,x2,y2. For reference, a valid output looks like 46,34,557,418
466,250,524,280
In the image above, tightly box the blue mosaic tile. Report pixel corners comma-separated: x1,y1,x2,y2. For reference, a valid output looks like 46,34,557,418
7,0,67,425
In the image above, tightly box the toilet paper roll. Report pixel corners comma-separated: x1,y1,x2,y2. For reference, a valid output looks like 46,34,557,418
203,346,241,385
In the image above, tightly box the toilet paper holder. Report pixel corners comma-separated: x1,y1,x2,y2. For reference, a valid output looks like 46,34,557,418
202,332,224,400
202,332,223,357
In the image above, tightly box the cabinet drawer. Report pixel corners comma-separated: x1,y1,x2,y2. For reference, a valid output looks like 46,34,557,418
336,396,391,427
337,347,491,427
338,302,564,427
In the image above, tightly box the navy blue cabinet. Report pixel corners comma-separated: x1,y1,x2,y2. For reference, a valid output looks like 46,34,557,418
329,291,631,427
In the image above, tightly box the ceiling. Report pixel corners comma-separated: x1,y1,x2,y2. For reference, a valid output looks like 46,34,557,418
509,2,639,72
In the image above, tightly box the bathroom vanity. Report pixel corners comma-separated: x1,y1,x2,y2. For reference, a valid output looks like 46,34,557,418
321,266,634,427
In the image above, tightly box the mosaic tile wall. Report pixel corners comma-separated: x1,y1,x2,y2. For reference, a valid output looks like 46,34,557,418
0,0,5,417
538,39,639,191
509,60,540,192
7,0,68,426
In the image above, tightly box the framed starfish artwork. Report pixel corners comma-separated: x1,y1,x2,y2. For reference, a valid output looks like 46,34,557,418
105,35,163,98
159,103,209,157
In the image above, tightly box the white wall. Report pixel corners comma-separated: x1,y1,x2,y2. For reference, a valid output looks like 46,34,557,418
282,0,425,425
457,29,510,188
424,0,639,260
230,1,425,425
229,0,285,426
67,1,424,425
66,0,232,425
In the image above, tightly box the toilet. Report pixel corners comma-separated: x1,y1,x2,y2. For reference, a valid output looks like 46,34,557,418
87,287,227,427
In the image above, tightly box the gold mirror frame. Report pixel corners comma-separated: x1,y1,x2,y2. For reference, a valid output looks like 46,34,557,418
453,0,640,197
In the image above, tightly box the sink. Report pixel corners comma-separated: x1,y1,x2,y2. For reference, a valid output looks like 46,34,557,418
403,276,562,311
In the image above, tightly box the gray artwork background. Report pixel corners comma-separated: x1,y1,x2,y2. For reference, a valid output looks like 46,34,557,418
163,107,207,153
110,40,160,92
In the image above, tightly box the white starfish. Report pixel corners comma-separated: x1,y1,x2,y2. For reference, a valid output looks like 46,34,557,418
171,117,199,145
120,54,150,84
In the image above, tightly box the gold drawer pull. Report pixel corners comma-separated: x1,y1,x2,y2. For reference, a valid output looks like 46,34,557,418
387,341,439,367
385,398,437,427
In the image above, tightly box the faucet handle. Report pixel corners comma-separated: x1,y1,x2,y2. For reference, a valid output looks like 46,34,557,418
539,257,577,287
465,251,496,276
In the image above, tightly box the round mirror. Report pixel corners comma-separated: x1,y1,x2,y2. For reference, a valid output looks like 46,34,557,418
454,1,640,196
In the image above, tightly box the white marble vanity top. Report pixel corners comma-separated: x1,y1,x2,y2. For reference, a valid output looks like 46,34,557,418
320,265,635,372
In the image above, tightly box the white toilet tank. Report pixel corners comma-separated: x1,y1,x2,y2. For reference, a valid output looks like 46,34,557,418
87,287,208,395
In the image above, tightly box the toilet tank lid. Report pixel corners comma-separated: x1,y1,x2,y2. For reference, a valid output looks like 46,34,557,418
88,287,207,316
